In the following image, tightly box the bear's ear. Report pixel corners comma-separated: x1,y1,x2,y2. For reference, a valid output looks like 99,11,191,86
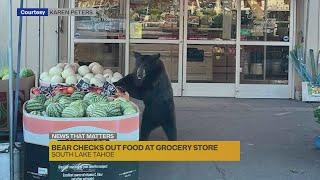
151,53,160,59
134,51,142,58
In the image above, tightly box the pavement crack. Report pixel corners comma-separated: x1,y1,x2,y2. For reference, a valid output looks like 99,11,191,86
214,163,227,180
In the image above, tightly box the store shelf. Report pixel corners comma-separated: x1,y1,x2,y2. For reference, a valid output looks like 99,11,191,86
74,38,126,43
197,28,224,31
241,8,289,12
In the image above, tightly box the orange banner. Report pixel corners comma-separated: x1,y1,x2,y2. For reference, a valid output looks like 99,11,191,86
49,141,240,162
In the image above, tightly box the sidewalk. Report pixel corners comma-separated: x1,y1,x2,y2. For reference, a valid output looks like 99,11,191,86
136,97,320,180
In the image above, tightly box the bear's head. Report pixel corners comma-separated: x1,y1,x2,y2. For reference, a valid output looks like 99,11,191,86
133,52,162,86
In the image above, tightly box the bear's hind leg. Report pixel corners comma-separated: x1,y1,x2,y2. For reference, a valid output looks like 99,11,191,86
140,120,159,141
140,110,160,141
162,121,177,141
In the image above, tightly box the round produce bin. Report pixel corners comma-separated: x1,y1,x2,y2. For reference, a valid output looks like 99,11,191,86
23,103,140,146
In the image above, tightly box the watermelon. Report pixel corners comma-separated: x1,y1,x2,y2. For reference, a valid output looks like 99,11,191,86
83,92,98,102
105,101,122,117
83,93,108,104
91,95,108,104
62,106,84,118
25,99,44,113
34,94,47,104
44,98,56,109
53,93,68,101
20,68,34,78
0,103,7,120
123,107,137,115
46,103,64,117
70,100,88,109
70,91,85,101
29,111,43,116
115,97,134,111
69,100,87,116
59,96,72,107
86,103,109,117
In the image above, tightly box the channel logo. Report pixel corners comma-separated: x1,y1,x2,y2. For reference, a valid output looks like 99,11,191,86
17,8,96,16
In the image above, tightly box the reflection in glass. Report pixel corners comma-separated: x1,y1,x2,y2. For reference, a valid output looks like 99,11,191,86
75,0,126,39
74,43,125,74
130,0,180,39
187,45,236,83
129,44,179,82
240,0,290,41
240,46,288,84
187,0,237,40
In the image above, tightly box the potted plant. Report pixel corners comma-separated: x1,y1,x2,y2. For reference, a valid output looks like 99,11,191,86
290,45,320,102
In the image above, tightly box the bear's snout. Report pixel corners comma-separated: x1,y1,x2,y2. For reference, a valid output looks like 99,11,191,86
136,66,146,80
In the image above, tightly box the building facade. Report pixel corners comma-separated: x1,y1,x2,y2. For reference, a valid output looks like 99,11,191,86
1,0,320,98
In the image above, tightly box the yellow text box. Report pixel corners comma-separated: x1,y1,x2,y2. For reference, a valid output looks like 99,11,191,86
49,141,240,162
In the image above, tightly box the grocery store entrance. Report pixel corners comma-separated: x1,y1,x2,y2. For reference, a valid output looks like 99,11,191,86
182,0,294,98
69,0,295,98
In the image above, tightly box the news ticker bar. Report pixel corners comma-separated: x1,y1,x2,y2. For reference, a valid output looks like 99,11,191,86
17,8,96,16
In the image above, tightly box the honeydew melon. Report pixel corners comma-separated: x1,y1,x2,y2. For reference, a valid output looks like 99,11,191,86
89,62,100,71
50,75,64,84
61,68,75,79
49,66,63,76
65,75,78,85
83,73,94,80
78,65,90,76
91,65,104,75
90,77,103,87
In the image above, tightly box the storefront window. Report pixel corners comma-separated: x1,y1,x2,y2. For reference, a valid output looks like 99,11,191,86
240,46,289,84
187,0,237,40
129,44,179,82
74,43,125,74
240,0,290,41
187,45,236,83
129,0,180,39
74,0,126,39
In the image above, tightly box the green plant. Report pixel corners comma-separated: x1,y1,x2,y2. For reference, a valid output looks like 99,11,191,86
314,107,320,124
290,45,320,85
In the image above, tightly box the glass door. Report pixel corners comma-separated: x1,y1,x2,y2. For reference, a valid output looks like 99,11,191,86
128,0,183,96
70,0,128,79
183,0,238,97
237,0,293,98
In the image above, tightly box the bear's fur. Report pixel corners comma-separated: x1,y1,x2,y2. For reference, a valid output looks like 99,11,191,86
114,52,177,141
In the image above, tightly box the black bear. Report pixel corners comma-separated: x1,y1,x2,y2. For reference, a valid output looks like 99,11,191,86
114,52,177,141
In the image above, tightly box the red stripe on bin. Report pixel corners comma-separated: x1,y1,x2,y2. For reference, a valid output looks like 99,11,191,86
23,115,139,134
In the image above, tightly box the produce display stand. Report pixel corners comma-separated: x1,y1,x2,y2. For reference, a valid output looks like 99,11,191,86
21,32,141,180
23,105,140,180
